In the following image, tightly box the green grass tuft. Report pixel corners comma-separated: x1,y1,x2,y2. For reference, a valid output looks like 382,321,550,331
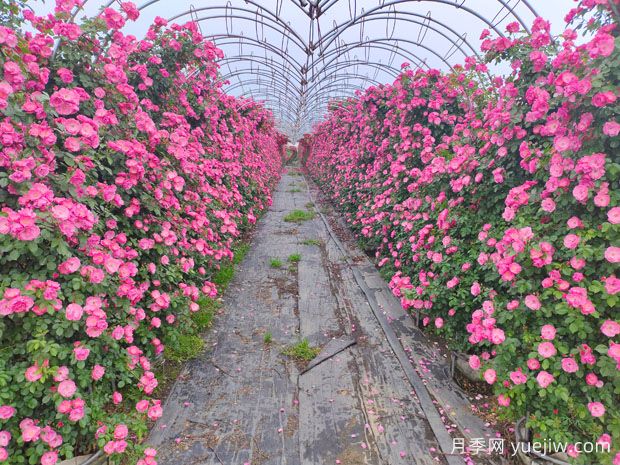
191,298,218,331
263,332,273,344
283,210,315,223
270,258,283,268
301,239,322,246
233,243,250,265
212,263,234,291
211,242,251,291
288,253,301,263
282,339,320,361
166,334,205,362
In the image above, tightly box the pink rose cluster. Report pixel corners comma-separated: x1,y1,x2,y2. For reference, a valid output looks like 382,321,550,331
305,1,618,462
0,1,284,464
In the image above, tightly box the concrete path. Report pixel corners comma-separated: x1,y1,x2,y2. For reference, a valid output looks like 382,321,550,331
148,167,499,465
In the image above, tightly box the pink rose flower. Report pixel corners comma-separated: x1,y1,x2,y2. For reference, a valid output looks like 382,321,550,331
540,325,556,340
58,257,81,274
588,402,605,417
468,355,481,370
41,451,58,465
471,282,481,296
74,346,90,361
58,379,77,398
136,400,149,412
541,198,555,212
0,406,15,420
114,424,129,440
483,368,496,385
101,7,126,29
601,320,620,338
65,303,83,321
524,294,541,310
147,402,163,420
509,369,527,385
497,394,511,407
561,358,578,373
603,121,620,137
20,420,40,442
604,275,620,295
527,358,540,370
536,371,555,388
0,431,10,447
92,365,105,381
563,234,580,249
49,88,80,115
25,365,42,382
538,342,556,359
605,246,620,263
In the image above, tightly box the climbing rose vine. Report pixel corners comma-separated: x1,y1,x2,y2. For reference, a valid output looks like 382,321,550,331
307,2,619,464
0,1,284,463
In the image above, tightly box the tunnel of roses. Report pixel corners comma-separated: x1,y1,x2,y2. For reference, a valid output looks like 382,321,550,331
0,0,618,464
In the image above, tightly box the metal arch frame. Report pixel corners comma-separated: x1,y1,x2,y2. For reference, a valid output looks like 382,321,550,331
233,76,378,112
320,11,482,59
318,0,508,57
317,36,457,76
217,56,301,99
311,42,429,78
311,59,403,85
225,71,386,114
167,7,308,52
217,55,302,81
318,0,536,30
307,51,427,99
59,0,541,140
200,35,306,71
220,58,402,100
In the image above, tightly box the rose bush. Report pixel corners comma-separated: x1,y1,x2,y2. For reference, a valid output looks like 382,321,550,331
0,1,284,463
306,1,619,464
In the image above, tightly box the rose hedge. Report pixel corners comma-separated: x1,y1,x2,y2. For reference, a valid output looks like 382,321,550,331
0,1,284,464
306,2,619,464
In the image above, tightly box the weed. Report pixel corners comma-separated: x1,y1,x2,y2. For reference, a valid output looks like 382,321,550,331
191,299,218,331
301,239,322,246
284,210,315,222
282,339,320,361
305,202,314,209
288,253,301,263
233,243,250,264
212,263,234,290
288,188,302,193
166,334,205,362
211,242,250,291
270,258,283,268
263,332,273,344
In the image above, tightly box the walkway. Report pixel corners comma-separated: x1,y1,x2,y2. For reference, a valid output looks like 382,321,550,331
148,167,499,465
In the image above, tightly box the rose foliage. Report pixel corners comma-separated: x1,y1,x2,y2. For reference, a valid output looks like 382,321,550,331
306,2,619,464
0,1,284,464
